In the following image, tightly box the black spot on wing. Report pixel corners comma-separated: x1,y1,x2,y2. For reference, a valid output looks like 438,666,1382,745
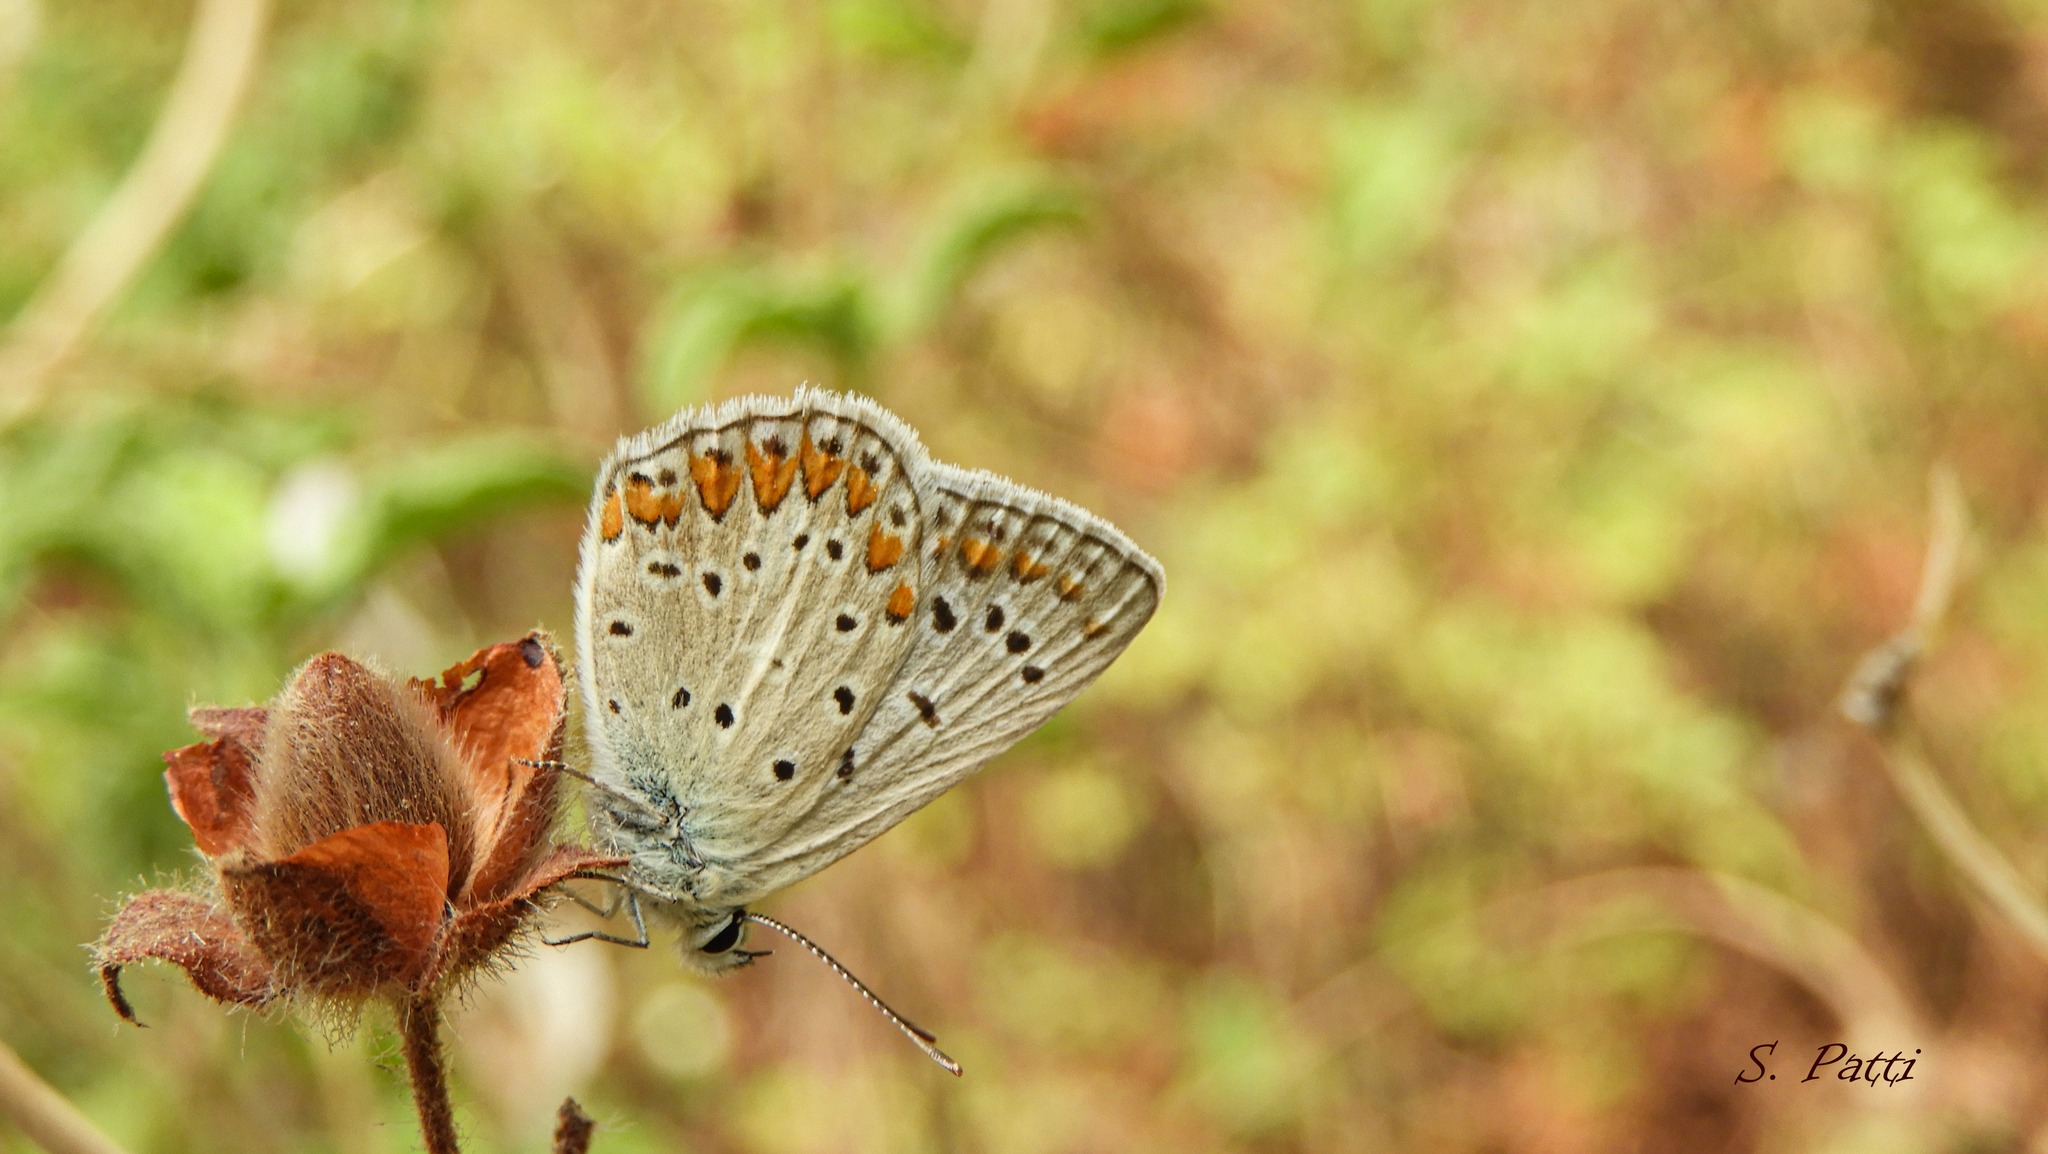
932,597,956,632
715,703,734,728
834,686,855,715
836,613,857,632
703,571,723,596
985,604,1005,632
609,621,633,636
744,552,761,571
672,686,691,709
1021,666,1045,684
907,691,940,728
1006,631,1031,653
773,759,796,782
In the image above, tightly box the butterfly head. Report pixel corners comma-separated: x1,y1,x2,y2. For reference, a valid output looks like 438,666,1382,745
676,906,764,975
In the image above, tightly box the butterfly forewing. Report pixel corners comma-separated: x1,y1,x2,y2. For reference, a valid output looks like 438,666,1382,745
730,463,1163,899
575,393,927,887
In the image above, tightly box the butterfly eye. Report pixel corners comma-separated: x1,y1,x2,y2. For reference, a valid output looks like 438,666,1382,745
701,913,745,955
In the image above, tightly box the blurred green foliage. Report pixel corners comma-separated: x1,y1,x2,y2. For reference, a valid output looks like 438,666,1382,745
9,0,2048,1152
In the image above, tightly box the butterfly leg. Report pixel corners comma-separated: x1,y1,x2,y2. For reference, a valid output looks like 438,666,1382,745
543,886,649,949
558,882,624,920
519,758,677,832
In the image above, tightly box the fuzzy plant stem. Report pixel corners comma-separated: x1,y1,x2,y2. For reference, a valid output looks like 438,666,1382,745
397,997,460,1154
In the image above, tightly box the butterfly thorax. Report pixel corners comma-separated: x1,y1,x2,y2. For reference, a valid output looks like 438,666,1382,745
590,773,752,942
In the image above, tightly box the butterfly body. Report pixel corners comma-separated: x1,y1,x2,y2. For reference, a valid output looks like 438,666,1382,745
573,389,1161,973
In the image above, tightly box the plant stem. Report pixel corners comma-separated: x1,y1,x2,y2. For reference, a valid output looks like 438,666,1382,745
397,997,459,1154
1840,467,2048,963
0,1036,133,1154
0,0,271,422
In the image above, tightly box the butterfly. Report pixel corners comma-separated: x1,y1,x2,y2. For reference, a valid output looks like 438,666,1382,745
559,388,1162,1072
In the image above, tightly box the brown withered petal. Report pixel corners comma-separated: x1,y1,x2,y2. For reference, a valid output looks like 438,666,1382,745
96,889,274,1024
164,735,261,857
163,707,269,856
416,635,562,792
429,844,628,988
220,820,450,999
409,635,571,906
460,756,552,907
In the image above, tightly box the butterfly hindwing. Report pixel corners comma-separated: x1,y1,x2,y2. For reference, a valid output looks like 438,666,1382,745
574,391,926,898
727,462,1164,899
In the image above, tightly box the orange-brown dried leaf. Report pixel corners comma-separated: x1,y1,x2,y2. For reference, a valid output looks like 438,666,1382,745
459,757,552,906
414,634,564,833
433,845,626,986
164,736,259,857
222,821,450,998
96,889,274,1023
412,633,568,905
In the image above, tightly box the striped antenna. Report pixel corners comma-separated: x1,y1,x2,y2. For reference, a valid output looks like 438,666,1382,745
744,912,962,1076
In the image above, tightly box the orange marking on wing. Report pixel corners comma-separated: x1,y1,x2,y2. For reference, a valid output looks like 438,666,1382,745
1057,575,1087,601
960,538,1002,576
1011,552,1050,582
658,489,686,526
885,583,915,621
1082,619,1110,639
932,534,950,559
747,439,798,512
689,451,743,519
599,489,624,540
800,432,846,499
866,524,906,572
845,467,878,515
623,477,663,526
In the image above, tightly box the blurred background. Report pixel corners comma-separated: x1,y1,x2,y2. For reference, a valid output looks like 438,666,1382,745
7,0,2048,1150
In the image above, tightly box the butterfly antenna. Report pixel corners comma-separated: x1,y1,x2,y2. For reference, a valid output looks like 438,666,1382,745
743,912,963,1077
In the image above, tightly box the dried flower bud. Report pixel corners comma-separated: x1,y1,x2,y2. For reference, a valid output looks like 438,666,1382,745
97,633,623,1020
255,652,476,879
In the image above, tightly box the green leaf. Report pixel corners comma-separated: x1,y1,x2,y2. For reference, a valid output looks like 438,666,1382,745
894,178,1089,336
639,271,880,413
1078,0,1208,56
319,434,587,597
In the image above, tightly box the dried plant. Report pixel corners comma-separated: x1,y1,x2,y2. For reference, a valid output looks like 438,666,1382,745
93,633,623,1154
